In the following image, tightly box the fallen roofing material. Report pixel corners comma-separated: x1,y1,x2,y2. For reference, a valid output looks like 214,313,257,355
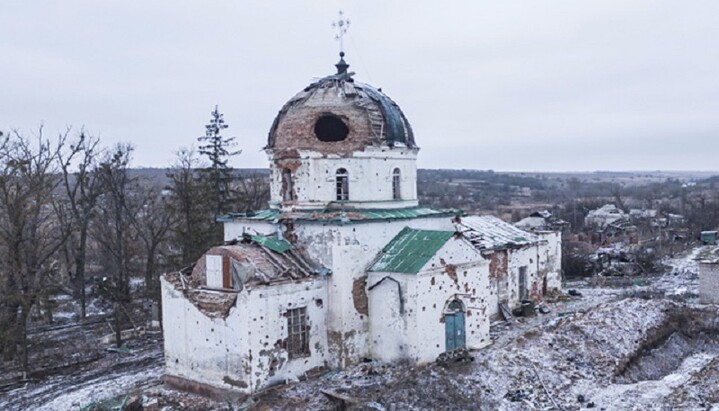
190,243,320,287
458,215,540,251
369,227,456,274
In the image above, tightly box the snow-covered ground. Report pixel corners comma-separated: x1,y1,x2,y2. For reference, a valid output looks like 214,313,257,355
2,247,717,411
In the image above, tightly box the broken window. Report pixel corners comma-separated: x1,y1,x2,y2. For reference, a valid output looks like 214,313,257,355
518,266,528,300
282,168,294,202
286,307,310,359
336,168,349,201
392,168,401,200
314,115,349,142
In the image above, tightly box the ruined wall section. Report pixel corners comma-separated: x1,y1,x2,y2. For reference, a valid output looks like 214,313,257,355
538,231,562,292
162,277,250,393
161,276,329,395
508,245,541,306
241,278,329,393
487,250,508,319
368,237,491,363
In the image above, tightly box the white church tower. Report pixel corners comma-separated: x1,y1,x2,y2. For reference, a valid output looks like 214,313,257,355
265,52,419,211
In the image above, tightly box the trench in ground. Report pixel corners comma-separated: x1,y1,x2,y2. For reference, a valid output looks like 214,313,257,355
614,306,719,384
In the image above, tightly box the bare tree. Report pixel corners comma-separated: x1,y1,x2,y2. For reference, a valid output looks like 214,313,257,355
165,147,215,266
0,129,67,374
236,171,270,212
130,185,172,296
93,144,137,347
57,130,103,318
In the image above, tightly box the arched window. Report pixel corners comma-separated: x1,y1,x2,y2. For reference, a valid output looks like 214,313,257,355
282,169,294,201
392,168,401,200
336,168,349,201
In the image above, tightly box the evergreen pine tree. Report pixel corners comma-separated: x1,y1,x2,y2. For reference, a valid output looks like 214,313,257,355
197,105,241,216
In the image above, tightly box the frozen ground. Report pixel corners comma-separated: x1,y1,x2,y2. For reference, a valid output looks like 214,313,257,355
2,247,717,410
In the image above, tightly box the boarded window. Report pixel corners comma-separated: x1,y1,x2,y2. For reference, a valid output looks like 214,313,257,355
286,307,310,359
205,255,231,289
336,168,349,201
392,168,401,200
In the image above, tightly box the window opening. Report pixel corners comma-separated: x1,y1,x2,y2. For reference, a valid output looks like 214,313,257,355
282,169,294,201
286,307,310,358
314,115,349,142
336,168,349,201
519,266,528,300
392,168,401,200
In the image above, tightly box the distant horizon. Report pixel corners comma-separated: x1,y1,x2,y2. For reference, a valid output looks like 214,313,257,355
128,165,719,176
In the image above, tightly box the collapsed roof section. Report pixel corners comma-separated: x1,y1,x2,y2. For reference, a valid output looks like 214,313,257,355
457,215,541,251
163,234,329,318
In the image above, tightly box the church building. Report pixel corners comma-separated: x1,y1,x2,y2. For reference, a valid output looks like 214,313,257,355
161,53,561,395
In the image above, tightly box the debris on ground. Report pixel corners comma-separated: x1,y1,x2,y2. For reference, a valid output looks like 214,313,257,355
3,247,719,410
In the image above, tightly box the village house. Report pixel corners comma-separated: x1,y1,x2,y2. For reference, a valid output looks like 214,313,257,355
585,204,629,229
160,53,562,395
515,210,570,233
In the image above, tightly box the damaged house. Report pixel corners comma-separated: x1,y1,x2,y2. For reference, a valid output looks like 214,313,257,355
161,53,562,395
515,210,570,233
457,216,562,319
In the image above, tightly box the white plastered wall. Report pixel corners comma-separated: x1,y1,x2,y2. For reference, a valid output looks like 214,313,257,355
368,237,491,364
268,147,419,210
537,231,562,291
291,216,456,368
161,276,328,394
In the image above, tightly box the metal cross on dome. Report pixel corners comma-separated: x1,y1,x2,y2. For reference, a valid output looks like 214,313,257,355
332,11,350,53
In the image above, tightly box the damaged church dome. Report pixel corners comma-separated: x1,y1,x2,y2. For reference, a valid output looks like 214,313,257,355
266,52,416,153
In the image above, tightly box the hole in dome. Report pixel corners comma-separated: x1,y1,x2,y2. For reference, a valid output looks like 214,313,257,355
314,115,349,142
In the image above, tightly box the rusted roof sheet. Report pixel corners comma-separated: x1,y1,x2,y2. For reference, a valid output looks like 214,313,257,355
459,215,539,251
218,207,460,224
369,227,455,274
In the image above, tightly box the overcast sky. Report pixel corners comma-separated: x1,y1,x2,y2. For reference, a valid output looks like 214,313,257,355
2,1,718,171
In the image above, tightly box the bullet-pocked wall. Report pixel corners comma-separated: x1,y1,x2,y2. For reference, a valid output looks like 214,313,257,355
268,147,419,210
368,236,491,363
161,275,329,394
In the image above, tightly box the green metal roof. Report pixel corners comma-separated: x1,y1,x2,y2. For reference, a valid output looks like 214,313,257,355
217,207,460,225
250,235,292,254
368,227,456,274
